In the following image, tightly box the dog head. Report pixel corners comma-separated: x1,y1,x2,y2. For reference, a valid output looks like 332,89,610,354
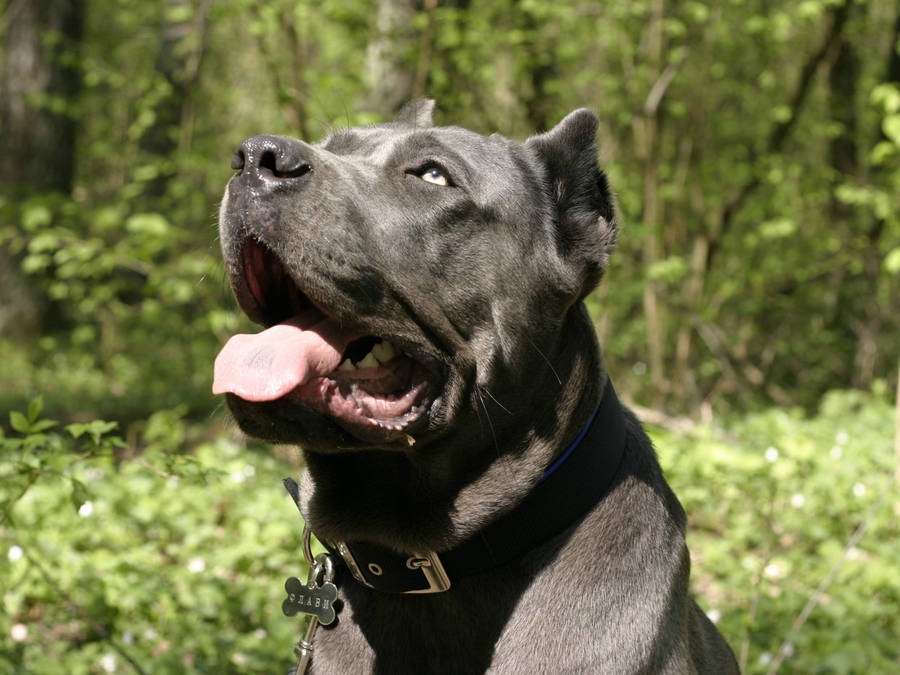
213,102,617,460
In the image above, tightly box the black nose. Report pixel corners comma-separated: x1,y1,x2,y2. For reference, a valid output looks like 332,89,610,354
231,135,312,183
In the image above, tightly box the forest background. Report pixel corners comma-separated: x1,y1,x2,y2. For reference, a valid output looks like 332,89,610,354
1,0,898,672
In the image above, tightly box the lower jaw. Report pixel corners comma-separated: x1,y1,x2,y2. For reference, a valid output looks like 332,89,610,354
289,372,433,441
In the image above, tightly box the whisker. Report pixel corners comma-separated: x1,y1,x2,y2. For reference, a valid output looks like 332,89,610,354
475,388,500,460
481,388,512,416
527,336,562,385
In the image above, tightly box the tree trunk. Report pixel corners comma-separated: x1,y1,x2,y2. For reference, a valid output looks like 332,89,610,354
637,0,668,406
518,1,558,133
0,0,83,338
0,0,83,194
366,0,418,119
827,27,859,200
140,0,211,198
851,6,900,386
246,1,311,139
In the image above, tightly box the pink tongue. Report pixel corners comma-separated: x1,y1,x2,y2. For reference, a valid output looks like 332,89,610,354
212,312,357,402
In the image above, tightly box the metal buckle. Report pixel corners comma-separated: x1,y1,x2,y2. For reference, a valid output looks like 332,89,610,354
335,542,451,594
403,551,451,594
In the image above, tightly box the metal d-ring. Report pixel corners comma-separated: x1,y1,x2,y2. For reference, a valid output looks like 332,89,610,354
312,552,335,586
302,524,314,568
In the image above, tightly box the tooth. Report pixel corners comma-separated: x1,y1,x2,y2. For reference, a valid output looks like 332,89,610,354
372,341,398,364
357,352,379,369
338,359,355,371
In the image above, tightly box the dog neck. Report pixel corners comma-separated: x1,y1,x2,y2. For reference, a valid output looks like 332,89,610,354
309,377,625,593
299,303,607,553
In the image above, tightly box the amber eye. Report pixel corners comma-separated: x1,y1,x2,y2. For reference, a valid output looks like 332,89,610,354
419,166,449,186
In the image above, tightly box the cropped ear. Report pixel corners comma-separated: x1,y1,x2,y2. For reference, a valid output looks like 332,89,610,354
396,99,436,128
526,109,618,299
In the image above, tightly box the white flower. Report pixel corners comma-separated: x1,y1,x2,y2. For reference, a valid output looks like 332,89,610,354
852,483,866,497
764,446,779,463
846,547,861,560
758,651,772,666
8,545,23,563
835,431,849,445
829,446,843,460
790,494,805,508
187,558,206,573
230,652,248,667
10,623,28,642
100,653,117,673
764,563,782,579
254,628,267,639
632,361,647,375
143,628,158,640
783,642,796,657
78,501,94,517
230,470,246,484
122,631,134,645
706,608,721,624
242,464,256,478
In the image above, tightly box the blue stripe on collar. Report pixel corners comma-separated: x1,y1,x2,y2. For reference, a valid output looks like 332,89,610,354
536,403,601,485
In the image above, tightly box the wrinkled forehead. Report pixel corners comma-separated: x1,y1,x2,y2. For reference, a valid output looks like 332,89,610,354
317,124,524,175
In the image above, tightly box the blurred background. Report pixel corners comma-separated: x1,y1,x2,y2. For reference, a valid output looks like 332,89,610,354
1,0,898,672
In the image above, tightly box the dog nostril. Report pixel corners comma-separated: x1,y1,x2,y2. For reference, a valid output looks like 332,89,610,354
259,150,311,179
259,151,277,176
231,150,245,172
234,135,312,183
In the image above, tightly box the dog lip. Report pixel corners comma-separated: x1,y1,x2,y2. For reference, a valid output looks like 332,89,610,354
230,236,447,377
224,236,447,441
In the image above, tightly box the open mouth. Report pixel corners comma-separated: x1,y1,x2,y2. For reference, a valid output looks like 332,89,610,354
213,239,434,438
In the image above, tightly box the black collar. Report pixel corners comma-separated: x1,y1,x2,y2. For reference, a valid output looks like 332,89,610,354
284,379,626,594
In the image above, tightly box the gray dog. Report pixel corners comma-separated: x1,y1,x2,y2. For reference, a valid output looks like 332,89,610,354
212,100,738,673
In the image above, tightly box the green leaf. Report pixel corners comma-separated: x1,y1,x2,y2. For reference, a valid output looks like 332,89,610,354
884,248,900,275
871,83,900,114
165,4,193,22
28,232,61,253
760,218,797,239
70,478,90,513
647,256,688,284
125,212,170,237
882,114,900,146
66,420,120,446
10,411,30,433
21,204,53,230
28,397,44,423
29,420,58,433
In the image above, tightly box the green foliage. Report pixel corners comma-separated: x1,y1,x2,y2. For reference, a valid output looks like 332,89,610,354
3,0,899,418
1,400,309,673
652,389,899,673
2,392,896,672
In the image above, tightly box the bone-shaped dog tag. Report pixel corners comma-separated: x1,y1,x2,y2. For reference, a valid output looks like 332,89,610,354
285,553,338,674
282,576,338,626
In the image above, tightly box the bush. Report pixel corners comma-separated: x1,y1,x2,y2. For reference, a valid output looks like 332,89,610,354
1,401,308,673
652,388,898,674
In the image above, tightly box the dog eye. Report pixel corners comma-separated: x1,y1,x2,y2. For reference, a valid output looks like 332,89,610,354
419,166,450,186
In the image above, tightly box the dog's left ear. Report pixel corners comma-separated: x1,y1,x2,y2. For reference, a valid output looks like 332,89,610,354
396,99,435,127
526,109,618,299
